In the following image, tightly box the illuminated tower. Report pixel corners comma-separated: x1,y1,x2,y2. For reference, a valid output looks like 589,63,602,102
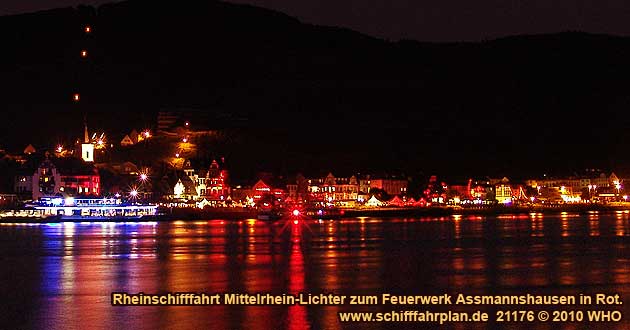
81,118,94,162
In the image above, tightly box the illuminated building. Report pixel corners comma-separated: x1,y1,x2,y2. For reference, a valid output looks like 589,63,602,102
306,173,361,205
81,121,94,162
159,171,198,203
183,159,231,205
494,177,513,204
120,135,134,146
525,171,623,202
17,158,100,200
23,144,36,155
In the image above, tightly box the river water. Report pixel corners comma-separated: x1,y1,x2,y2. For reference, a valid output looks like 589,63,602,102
0,212,628,329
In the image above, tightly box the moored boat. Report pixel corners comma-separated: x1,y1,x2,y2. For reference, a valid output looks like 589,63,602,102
1,197,160,223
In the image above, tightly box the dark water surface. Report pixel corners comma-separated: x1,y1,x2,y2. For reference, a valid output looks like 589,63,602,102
1,212,629,330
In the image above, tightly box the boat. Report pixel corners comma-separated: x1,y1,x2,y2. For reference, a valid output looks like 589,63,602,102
0,197,160,222
256,208,285,221
303,206,344,219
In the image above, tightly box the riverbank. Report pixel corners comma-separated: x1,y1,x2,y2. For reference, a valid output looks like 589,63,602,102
2,204,630,223
342,204,630,218
166,204,630,220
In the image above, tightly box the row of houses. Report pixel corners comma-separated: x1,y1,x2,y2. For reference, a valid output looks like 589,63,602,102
442,172,625,205
160,168,409,208
8,145,626,207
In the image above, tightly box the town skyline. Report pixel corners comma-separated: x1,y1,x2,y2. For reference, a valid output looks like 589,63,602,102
3,120,626,211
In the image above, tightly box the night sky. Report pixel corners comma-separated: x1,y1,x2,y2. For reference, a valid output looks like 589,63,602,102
3,0,630,41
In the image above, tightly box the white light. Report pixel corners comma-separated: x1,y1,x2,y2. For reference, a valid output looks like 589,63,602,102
130,190,138,197
292,209,300,216
139,173,148,181
64,197,75,206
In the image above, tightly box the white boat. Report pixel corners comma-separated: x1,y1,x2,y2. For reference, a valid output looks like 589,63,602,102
1,197,160,222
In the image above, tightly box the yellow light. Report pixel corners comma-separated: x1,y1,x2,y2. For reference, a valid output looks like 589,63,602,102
73,93,80,102
56,145,63,153
84,25,91,33
81,50,87,57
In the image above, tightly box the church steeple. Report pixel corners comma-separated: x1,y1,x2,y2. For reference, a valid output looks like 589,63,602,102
84,115,89,143
81,115,94,162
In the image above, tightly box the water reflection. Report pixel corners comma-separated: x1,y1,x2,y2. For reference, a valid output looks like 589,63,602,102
0,213,628,330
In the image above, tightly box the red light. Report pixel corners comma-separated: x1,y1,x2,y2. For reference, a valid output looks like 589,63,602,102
292,209,300,216
293,219,299,225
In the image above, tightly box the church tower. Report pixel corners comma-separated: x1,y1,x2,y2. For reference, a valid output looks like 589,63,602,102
81,118,94,162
